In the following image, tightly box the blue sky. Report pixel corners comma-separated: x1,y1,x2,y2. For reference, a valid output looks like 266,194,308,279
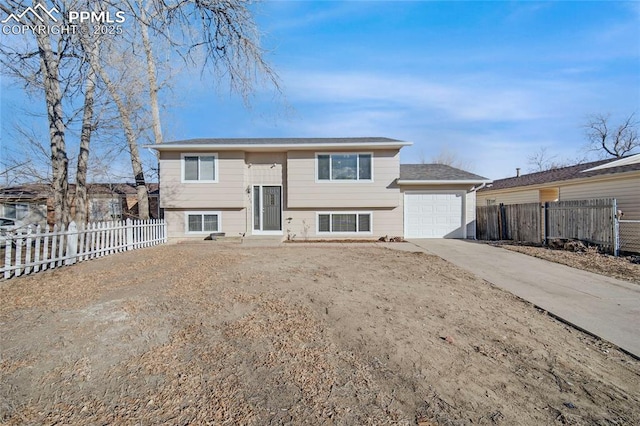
2,1,639,180
165,1,640,179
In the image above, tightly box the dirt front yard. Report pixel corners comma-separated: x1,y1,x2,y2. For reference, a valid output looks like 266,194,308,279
1,244,639,425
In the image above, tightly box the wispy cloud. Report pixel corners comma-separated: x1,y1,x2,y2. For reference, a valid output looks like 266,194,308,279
283,70,589,122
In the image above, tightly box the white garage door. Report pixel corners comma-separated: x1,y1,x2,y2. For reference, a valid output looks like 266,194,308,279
405,192,464,238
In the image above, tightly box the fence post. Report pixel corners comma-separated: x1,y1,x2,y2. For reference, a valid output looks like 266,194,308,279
126,218,133,251
613,199,620,256
65,221,78,265
3,236,11,279
543,202,549,246
498,203,505,240
163,219,168,243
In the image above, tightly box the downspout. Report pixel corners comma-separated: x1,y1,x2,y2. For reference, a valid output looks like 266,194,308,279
468,182,488,240
470,182,487,192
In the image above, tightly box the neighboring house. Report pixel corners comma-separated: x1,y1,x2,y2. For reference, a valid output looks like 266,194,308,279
150,137,489,241
84,183,160,222
0,184,49,226
0,183,160,226
476,154,640,220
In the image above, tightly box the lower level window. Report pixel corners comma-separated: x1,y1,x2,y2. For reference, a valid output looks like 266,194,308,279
3,203,29,220
318,212,371,233
187,212,220,233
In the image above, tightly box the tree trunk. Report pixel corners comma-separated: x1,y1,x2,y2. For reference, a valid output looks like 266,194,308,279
93,65,150,219
75,55,97,224
33,1,69,226
139,4,163,146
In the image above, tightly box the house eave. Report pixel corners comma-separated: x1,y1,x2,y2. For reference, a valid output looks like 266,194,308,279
397,179,492,185
146,142,413,151
479,169,640,194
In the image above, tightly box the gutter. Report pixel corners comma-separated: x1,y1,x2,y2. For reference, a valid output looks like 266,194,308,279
470,182,488,192
144,142,413,151
397,179,492,185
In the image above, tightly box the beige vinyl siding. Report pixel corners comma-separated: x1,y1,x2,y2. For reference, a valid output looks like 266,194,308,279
284,208,403,239
476,189,539,206
246,152,285,185
159,151,245,209
164,208,246,242
286,150,401,208
559,173,640,219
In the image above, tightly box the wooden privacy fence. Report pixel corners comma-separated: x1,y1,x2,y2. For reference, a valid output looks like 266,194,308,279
476,198,619,253
545,198,617,252
2,218,167,280
476,203,541,243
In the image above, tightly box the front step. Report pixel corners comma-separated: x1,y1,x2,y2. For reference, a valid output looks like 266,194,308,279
242,235,284,241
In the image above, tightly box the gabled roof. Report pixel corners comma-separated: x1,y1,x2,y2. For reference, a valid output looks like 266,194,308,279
398,164,490,184
0,184,50,200
150,137,411,151
480,155,640,192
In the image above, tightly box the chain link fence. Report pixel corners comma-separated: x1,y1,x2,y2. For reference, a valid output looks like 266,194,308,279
618,220,640,255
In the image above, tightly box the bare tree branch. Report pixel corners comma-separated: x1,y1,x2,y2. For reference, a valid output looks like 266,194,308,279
584,113,639,158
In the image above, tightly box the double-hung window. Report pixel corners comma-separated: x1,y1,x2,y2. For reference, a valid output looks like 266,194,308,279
186,211,221,233
317,212,372,233
183,154,217,182
317,153,372,181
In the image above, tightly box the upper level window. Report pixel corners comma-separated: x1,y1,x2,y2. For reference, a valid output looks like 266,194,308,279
183,154,217,182
317,153,372,181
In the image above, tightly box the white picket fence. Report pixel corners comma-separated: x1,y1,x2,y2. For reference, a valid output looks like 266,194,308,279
1,219,167,280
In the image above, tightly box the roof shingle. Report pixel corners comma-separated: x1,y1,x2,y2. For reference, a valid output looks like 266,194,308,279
480,156,640,192
399,164,489,181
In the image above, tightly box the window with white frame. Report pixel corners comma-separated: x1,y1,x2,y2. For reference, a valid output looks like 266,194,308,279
317,153,372,181
317,212,371,233
183,154,217,182
3,203,29,220
186,212,220,233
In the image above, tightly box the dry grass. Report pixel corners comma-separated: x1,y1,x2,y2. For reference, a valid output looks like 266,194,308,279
2,244,639,425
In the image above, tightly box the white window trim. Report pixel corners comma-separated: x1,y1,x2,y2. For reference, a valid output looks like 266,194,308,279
316,211,373,235
2,203,29,220
315,152,374,183
184,210,222,234
181,153,219,183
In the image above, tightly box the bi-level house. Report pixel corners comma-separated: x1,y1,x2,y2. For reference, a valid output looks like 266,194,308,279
150,137,489,241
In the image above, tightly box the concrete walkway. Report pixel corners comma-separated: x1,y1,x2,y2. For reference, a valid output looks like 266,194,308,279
407,239,640,358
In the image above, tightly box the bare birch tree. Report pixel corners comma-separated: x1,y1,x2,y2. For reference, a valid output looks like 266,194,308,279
82,32,152,219
121,0,281,146
1,0,72,226
2,0,281,223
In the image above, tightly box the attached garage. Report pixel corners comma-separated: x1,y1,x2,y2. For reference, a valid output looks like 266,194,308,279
404,191,465,238
398,164,491,239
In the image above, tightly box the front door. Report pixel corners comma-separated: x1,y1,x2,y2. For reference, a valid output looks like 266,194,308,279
253,185,282,233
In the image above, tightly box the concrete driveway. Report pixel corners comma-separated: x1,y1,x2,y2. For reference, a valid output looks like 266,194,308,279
408,239,640,358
